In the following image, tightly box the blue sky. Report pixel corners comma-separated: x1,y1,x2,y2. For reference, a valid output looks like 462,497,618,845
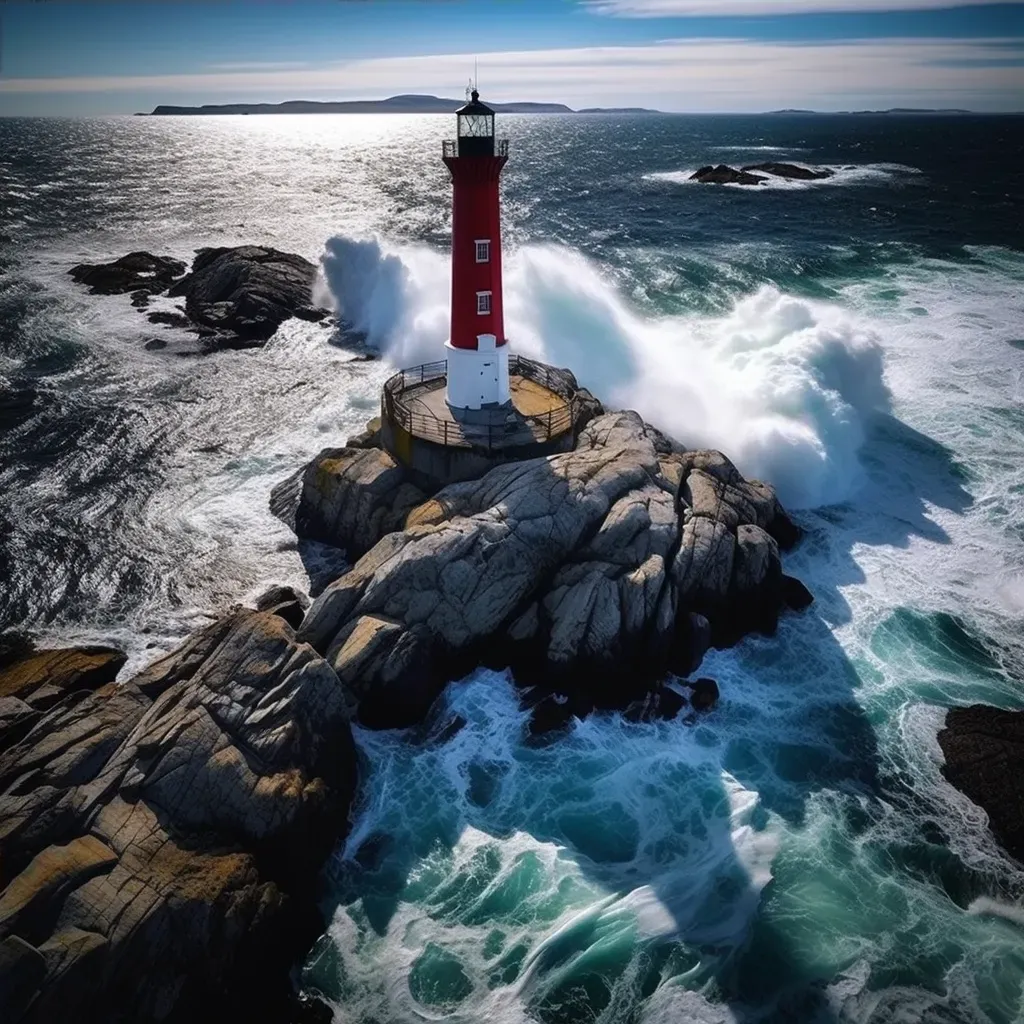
1,0,1022,114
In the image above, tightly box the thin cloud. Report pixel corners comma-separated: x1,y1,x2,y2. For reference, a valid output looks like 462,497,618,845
584,0,1019,14
1,37,1021,111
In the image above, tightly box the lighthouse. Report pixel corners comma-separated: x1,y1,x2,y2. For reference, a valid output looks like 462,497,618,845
378,87,585,485
442,89,510,411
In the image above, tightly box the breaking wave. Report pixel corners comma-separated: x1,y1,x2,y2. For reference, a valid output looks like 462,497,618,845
321,236,890,508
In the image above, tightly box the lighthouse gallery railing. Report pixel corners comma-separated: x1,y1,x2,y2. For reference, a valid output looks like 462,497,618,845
382,355,578,450
442,138,510,159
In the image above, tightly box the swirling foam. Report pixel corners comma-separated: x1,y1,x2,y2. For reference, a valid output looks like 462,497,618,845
321,236,890,508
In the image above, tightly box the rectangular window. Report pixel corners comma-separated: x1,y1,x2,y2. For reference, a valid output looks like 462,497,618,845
476,291,492,315
475,239,491,263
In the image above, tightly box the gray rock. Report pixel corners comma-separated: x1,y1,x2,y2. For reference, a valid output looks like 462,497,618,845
293,409,805,725
166,246,323,342
295,446,427,561
0,610,357,1024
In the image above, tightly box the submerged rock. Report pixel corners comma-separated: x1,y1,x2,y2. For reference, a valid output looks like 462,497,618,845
689,677,720,712
0,610,357,1023
741,161,834,181
68,252,186,296
938,705,1024,863
166,245,321,342
290,409,803,727
690,164,767,186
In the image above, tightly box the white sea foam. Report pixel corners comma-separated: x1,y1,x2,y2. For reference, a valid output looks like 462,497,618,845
321,235,890,508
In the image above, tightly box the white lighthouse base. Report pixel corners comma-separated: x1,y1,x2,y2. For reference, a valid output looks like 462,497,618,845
445,335,510,411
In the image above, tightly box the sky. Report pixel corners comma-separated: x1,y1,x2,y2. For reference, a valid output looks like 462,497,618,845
1,0,1022,115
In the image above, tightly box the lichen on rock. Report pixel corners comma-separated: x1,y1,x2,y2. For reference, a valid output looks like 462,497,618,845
0,610,357,1023
289,408,808,727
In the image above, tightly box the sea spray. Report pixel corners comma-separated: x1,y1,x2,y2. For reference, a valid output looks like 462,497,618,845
321,236,890,508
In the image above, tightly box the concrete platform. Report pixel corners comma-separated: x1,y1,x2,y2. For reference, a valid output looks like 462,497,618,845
401,374,572,449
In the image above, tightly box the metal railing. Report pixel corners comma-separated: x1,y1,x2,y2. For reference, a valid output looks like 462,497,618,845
382,354,577,451
442,138,510,159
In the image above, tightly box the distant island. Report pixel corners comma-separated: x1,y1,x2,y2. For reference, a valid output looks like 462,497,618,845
143,94,661,116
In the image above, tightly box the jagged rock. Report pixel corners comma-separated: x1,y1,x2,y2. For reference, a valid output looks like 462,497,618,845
527,691,593,737
0,644,126,748
690,165,767,186
782,574,814,611
255,584,310,630
624,685,687,723
166,246,321,342
741,162,834,181
0,610,357,1024
345,417,382,451
690,677,720,712
295,446,427,561
938,705,1024,863
294,410,805,726
68,252,186,296
146,309,191,329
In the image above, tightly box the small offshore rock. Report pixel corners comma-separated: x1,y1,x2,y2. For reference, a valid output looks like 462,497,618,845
938,705,1024,863
167,245,321,342
782,574,814,611
624,686,687,723
143,338,168,351
741,161,834,181
68,251,186,295
690,677,720,712
146,309,191,329
528,691,592,737
690,164,767,186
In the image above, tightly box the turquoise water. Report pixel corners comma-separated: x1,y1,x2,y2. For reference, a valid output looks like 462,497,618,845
1,114,1023,1020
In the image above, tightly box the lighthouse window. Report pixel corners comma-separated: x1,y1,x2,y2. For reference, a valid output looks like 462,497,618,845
476,291,492,315
459,113,494,137
475,240,491,263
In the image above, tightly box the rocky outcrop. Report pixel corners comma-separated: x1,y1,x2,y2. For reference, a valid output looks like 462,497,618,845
0,643,126,749
166,246,324,343
69,246,328,348
291,411,805,728
690,165,767,186
295,447,427,562
938,705,1024,863
0,610,357,1024
68,253,186,296
741,162,834,181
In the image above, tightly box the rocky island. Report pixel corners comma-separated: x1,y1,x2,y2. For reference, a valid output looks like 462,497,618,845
69,246,331,350
689,162,835,185
0,342,815,1020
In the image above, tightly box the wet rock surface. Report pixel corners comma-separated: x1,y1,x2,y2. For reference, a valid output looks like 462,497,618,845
690,164,768,186
166,246,322,342
69,246,328,348
0,610,357,1023
68,252,186,296
741,161,834,180
938,704,1024,863
290,409,806,728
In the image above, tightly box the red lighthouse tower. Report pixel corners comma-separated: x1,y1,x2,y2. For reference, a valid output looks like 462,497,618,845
442,89,510,411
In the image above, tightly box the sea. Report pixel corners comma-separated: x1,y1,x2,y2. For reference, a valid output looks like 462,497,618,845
1,112,1023,1023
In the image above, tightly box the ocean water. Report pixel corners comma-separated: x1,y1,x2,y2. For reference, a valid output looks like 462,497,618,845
2,112,1024,1022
